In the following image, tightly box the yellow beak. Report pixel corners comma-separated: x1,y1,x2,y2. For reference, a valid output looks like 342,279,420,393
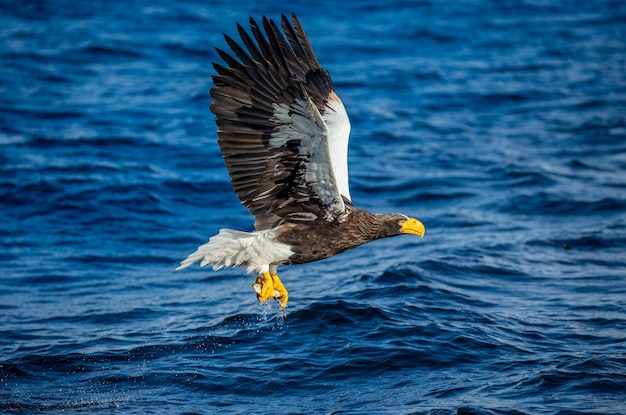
400,217,425,237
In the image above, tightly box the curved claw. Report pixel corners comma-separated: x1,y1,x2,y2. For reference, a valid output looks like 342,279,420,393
252,272,275,302
271,274,289,309
251,272,289,308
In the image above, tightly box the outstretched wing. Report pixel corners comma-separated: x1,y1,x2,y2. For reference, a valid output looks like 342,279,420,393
210,14,352,230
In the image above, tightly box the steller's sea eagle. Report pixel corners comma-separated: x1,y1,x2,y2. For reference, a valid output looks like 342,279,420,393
177,14,425,309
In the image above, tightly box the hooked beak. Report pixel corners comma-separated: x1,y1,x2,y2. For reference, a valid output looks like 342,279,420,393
400,217,425,237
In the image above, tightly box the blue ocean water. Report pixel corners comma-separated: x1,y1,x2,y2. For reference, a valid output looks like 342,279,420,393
1,0,626,413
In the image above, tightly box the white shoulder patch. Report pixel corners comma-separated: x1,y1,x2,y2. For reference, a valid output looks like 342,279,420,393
269,97,346,218
323,97,351,201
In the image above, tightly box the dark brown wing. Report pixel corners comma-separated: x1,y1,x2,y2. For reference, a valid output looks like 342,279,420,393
210,14,352,230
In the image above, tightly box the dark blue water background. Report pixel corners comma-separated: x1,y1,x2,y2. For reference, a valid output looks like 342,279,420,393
1,0,626,413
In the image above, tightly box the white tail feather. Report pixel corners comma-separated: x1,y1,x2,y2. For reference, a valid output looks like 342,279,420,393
175,228,293,274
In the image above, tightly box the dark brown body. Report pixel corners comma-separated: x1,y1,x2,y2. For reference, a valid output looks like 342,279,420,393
275,207,406,265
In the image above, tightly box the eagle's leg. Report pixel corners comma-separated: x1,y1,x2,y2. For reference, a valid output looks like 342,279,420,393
253,271,275,303
271,273,289,309
251,272,289,308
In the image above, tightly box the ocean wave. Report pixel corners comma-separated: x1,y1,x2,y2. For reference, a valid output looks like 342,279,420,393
2,1,626,414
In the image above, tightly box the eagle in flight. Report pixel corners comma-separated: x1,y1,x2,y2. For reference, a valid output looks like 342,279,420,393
177,14,425,308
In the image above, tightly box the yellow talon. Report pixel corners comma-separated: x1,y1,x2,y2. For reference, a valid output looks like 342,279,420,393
251,272,288,308
252,272,275,303
271,274,289,309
